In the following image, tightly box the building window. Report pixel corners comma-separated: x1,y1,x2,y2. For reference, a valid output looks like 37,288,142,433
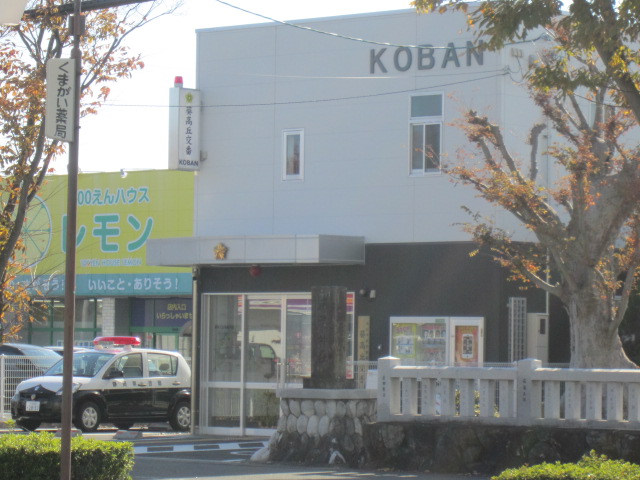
28,298,101,346
410,94,443,175
283,129,304,180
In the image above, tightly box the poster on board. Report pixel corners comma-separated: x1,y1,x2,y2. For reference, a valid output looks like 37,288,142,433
390,316,484,365
419,321,447,364
392,323,417,359
454,325,479,364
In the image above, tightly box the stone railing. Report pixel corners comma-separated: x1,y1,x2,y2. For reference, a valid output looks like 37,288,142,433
378,356,640,430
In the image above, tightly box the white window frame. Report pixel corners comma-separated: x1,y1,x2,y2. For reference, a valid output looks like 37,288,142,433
282,129,304,181
409,93,443,176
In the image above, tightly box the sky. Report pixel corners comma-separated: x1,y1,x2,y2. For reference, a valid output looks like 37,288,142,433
65,0,413,174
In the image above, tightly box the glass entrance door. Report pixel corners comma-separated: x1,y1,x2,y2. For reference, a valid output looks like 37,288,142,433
201,293,310,435
244,296,282,430
203,295,242,431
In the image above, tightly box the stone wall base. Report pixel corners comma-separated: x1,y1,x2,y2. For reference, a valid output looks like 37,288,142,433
267,421,640,475
266,391,376,468
363,423,640,475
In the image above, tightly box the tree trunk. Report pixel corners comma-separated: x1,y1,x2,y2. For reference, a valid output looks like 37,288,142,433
566,295,637,369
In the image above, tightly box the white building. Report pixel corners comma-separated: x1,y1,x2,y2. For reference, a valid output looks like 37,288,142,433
149,8,567,435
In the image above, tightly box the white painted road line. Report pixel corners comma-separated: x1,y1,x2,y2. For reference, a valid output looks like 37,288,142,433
134,441,268,455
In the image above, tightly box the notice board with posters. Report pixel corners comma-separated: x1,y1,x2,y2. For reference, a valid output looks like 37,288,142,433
390,316,484,365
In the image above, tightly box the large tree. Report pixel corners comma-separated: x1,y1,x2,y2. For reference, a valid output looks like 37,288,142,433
413,0,640,368
0,0,177,340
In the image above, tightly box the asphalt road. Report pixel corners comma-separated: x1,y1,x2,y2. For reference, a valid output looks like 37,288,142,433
0,427,491,480
125,433,491,480
132,454,492,480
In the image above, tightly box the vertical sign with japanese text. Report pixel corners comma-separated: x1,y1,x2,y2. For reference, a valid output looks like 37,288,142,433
357,316,370,362
45,58,76,142
357,316,370,388
168,87,201,171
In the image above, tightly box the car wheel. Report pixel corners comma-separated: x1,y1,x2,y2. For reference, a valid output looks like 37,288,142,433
17,419,41,431
113,422,134,430
169,401,190,431
74,401,101,432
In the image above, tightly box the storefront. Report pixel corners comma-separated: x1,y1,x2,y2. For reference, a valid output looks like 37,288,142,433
16,170,195,358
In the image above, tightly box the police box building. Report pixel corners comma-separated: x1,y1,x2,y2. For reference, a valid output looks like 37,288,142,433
149,8,567,435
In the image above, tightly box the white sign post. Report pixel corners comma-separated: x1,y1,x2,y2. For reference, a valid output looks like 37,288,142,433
45,58,76,143
169,81,201,171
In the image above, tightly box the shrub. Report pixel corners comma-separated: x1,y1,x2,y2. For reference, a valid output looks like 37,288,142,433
0,432,134,480
492,451,640,480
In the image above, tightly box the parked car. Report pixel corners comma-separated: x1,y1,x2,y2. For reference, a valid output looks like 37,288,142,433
0,344,61,402
43,346,90,356
11,337,191,432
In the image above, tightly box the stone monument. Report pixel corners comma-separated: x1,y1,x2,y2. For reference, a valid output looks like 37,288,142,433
303,286,355,389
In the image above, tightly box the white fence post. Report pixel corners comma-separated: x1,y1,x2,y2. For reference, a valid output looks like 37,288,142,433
606,383,624,421
587,382,603,420
479,379,495,418
499,379,514,418
439,378,455,416
629,383,640,422
516,358,541,424
546,380,561,419
459,379,476,417
377,356,401,421
401,373,418,416
420,377,438,415
564,381,582,420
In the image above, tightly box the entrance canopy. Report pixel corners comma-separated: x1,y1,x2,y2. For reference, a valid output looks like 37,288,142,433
146,234,365,267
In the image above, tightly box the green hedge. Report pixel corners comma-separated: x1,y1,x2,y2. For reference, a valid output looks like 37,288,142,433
0,432,134,480
493,451,640,480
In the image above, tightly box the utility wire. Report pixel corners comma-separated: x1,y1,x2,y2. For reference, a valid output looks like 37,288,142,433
99,70,510,109
202,71,511,108
212,0,550,50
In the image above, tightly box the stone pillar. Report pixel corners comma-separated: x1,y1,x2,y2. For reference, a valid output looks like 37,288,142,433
377,356,401,421
303,286,355,389
516,358,541,424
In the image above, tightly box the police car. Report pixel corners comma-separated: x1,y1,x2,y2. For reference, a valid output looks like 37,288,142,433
10,337,191,432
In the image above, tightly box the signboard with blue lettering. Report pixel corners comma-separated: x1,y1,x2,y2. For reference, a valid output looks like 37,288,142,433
16,170,194,296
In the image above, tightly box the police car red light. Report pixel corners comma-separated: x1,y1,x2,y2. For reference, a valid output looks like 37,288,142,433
93,336,141,347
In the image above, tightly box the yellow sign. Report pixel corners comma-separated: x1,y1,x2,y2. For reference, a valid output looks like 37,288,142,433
19,170,194,296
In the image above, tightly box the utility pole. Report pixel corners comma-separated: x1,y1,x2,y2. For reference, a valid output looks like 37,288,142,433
59,0,82,476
